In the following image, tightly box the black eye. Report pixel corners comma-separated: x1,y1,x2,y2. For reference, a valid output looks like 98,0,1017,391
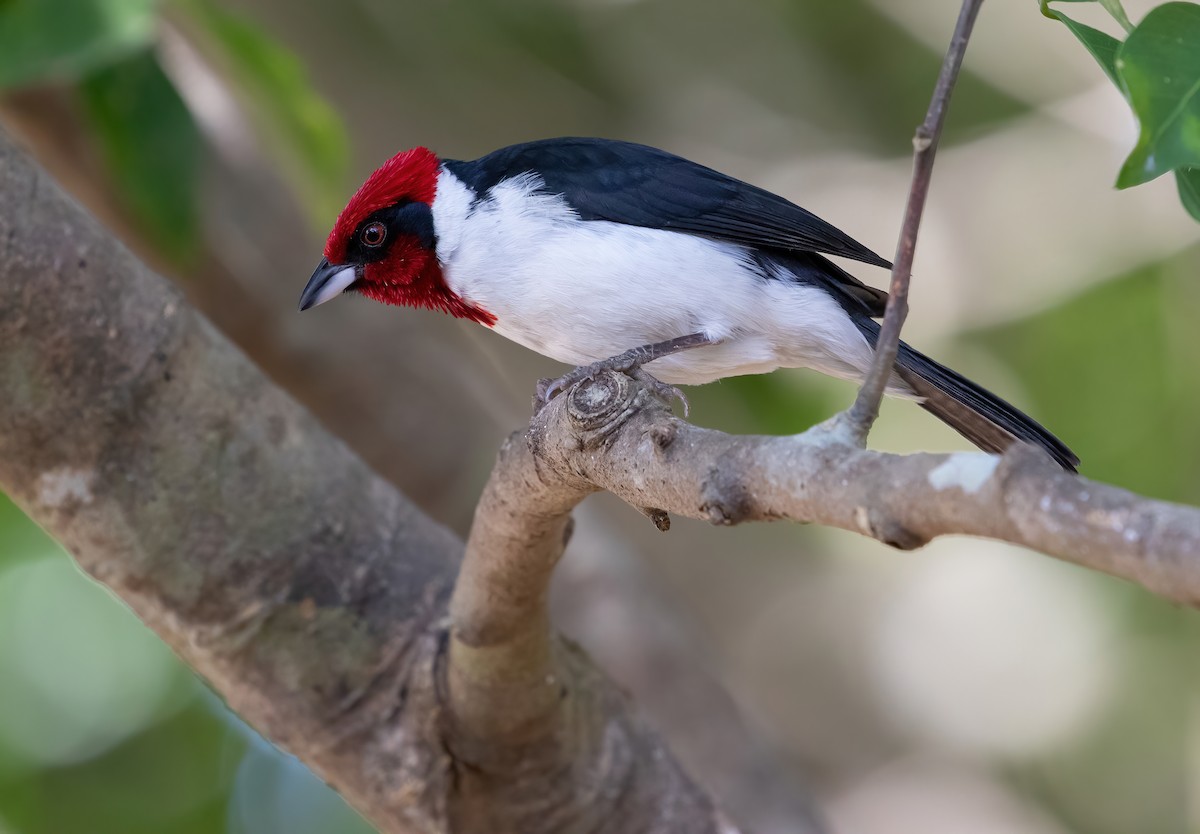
360,222,387,248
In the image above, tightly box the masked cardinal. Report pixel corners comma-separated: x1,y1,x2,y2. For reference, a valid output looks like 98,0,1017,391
300,137,1077,470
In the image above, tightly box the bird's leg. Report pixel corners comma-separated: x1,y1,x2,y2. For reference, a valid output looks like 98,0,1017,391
535,332,718,415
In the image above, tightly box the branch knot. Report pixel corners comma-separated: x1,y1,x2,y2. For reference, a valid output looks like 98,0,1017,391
566,371,645,448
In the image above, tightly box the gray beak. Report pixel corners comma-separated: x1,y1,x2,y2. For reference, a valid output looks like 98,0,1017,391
299,258,358,311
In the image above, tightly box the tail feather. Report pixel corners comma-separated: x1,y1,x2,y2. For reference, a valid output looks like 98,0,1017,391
854,318,1079,471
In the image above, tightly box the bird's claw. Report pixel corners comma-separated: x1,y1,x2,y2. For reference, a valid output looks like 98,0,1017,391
630,367,690,417
533,376,557,412
534,373,592,412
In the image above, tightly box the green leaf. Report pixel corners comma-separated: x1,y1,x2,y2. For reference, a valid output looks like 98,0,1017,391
0,0,159,89
79,50,203,261
1114,2,1200,188
1040,0,1122,84
177,0,348,227
1042,0,1134,32
1177,167,1200,219
1098,0,1135,32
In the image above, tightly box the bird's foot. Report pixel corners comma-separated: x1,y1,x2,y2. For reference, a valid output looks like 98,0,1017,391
536,351,648,405
533,333,715,415
534,364,689,416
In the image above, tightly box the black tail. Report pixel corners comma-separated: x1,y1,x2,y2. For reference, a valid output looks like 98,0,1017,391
854,318,1079,471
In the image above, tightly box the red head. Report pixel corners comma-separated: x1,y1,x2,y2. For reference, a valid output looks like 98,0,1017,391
299,147,494,325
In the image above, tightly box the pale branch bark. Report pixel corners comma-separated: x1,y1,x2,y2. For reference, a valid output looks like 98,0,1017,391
444,445,731,833
440,365,1200,832
444,397,830,834
849,0,984,437
437,364,1200,829
507,372,1200,607
441,369,1200,834
0,126,735,833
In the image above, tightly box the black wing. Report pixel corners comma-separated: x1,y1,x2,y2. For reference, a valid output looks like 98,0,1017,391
443,137,892,270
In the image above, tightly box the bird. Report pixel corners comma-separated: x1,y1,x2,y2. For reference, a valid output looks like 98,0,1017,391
299,137,1078,471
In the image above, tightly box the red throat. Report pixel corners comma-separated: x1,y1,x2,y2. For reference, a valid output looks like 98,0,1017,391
358,244,497,326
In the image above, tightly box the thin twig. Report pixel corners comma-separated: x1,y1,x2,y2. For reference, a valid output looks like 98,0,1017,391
847,0,986,441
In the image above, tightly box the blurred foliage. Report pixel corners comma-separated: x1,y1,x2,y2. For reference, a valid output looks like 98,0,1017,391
1042,0,1200,220
79,50,202,260
176,0,348,226
969,256,1200,832
775,0,1029,148
970,246,1200,503
1016,630,1194,834
688,373,842,437
0,495,372,834
0,0,347,262
454,0,621,108
0,0,159,88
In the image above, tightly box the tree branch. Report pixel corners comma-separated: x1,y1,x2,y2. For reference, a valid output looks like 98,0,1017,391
437,365,1199,831
518,373,1199,606
443,436,733,833
3,90,829,834
848,0,985,439
0,125,736,833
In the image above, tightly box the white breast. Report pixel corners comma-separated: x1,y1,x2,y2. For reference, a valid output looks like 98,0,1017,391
431,168,877,386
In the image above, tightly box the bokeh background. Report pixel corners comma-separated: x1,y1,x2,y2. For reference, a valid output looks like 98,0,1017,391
1,0,1198,832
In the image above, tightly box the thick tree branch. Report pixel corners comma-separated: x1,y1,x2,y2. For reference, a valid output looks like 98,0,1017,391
2,91,825,834
0,126,734,833
849,0,985,438
443,437,729,833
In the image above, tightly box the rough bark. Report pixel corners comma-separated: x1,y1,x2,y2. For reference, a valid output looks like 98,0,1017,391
0,126,731,833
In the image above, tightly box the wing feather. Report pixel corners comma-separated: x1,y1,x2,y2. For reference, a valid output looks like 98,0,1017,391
443,137,892,270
